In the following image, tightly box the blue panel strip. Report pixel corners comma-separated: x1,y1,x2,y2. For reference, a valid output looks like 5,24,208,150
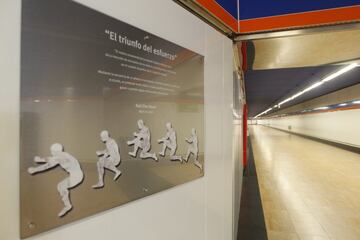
239,0,360,20
215,0,238,19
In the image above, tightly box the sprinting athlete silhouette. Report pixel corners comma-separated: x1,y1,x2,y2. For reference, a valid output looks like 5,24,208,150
184,128,203,170
92,130,121,189
28,143,84,217
127,119,157,161
158,122,182,162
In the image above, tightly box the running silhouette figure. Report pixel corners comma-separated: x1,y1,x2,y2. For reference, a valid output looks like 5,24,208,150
184,128,203,170
127,119,157,161
27,143,84,217
92,130,121,189
158,122,182,162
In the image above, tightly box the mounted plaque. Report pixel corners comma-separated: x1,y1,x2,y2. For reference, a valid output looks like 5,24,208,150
20,0,204,237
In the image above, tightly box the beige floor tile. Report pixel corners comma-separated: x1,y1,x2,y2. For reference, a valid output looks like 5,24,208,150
267,231,300,240
299,235,330,240
250,126,360,240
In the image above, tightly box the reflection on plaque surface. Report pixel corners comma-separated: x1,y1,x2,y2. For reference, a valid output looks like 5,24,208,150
20,0,204,237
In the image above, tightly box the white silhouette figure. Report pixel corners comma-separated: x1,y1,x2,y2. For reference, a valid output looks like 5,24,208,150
92,130,122,189
158,122,182,162
27,143,84,217
184,128,203,170
127,119,158,161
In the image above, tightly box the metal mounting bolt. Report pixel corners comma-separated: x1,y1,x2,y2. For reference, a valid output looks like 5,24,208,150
28,222,35,229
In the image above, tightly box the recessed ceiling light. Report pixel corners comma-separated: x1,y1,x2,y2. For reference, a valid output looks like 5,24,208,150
255,63,358,118
314,106,329,110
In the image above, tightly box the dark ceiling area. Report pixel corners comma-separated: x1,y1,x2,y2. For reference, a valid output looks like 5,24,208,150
245,65,360,117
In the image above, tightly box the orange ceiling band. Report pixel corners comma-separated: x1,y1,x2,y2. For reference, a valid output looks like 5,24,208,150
196,0,238,32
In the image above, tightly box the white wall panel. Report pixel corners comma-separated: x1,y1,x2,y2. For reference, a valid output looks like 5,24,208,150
0,0,242,239
258,109,360,148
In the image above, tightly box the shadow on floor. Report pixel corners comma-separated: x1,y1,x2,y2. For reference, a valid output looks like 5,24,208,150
237,138,267,240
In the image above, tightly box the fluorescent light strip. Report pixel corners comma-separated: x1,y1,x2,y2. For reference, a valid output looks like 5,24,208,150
301,81,324,94
314,106,329,110
254,63,358,118
322,63,358,82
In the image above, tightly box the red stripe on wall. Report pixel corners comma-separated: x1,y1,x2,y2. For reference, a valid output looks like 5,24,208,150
262,105,360,120
243,104,248,169
239,5,360,33
196,0,238,32
304,105,360,115
241,42,247,71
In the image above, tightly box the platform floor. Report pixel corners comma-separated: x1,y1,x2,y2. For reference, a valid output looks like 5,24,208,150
250,125,360,240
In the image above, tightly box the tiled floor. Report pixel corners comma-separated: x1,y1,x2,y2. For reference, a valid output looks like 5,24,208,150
250,126,360,240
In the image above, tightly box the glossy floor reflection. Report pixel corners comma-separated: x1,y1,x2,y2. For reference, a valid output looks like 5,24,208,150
250,125,360,240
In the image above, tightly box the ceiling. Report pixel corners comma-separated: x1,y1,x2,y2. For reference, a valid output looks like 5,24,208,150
242,27,360,118
175,0,360,35
245,64,360,117
242,28,360,70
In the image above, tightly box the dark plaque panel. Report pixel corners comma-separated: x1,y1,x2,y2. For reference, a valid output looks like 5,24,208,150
20,0,204,237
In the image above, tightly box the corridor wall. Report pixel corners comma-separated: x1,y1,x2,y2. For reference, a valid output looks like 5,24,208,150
258,109,360,148
0,0,243,239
